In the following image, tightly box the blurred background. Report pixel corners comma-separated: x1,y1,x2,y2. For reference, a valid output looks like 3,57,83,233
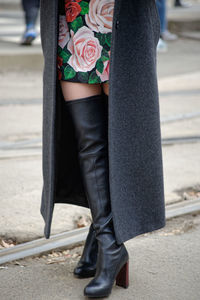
0,0,200,243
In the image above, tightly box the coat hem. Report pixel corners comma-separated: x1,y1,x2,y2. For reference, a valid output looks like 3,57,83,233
115,219,166,244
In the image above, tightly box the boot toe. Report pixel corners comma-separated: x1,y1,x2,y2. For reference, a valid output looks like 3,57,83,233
84,281,110,298
74,265,96,278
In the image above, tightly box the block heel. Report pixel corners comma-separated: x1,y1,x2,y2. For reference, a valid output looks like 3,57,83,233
116,260,129,288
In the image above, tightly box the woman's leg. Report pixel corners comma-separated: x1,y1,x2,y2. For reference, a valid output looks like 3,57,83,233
62,80,129,297
61,81,108,279
60,81,102,101
102,82,109,96
60,81,109,101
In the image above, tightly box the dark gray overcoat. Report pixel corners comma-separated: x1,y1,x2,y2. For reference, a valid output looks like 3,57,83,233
40,0,166,244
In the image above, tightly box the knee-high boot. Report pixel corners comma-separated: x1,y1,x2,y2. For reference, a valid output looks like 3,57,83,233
73,223,98,278
64,94,129,298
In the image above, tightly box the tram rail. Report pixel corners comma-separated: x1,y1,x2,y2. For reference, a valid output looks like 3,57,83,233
0,198,200,265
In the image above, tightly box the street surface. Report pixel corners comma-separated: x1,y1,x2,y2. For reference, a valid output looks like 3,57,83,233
0,214,200,300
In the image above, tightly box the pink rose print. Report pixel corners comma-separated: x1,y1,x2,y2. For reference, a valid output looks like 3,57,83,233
96,52,110,81
58,15,70,49
67,26,103,72
85,0,114,33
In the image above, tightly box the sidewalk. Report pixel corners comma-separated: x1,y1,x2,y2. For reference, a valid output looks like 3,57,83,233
1,213,200,299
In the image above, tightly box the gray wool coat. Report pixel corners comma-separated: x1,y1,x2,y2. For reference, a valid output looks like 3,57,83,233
40,0,166,244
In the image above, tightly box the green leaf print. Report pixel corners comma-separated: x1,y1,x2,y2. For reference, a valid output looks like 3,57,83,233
96,59,104,74
59,49,71,63
64,65,76,79
95,33,106,46
77,72,89,83
88,71,101,84
101,48,110,62
105,33,112,47
80,1,89,15
70,16,83,33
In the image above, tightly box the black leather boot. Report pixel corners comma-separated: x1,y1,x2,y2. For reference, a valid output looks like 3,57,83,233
74,223,98,278
65,94,129,298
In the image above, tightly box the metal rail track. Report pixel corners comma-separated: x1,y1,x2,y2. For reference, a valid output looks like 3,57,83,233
0,135,200,160
0,110,200,158
161,111,200,124
0,198,200,265
162,135,200,145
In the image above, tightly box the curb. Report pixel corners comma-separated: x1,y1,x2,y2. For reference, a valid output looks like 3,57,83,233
168,20,200,33
0,52,43,71
168,6,200,32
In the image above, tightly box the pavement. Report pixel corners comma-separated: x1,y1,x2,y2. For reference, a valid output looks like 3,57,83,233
0,1,200,242
0,213,200,299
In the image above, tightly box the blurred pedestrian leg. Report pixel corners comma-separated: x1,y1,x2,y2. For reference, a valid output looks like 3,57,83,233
21,0,40,45
156,0,178,42
157,38,168,53
156,0,167,34
174,0,192,8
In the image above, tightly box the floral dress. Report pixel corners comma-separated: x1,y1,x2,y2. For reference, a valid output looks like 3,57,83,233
57,0,115,84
